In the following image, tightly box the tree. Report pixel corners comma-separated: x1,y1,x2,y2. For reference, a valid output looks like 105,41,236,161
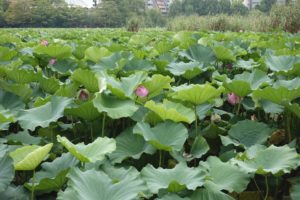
4,0,34,27
93,0,122,27
169,0,183,17
231,0,249,15
145,9,166,27
256,0,277,13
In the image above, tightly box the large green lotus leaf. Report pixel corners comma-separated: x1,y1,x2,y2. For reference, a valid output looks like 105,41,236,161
190,188,234,200
57,135,116,163
91,52,128,72
190,136,210,159
171,84,223,105
84,46,112,63
213,46,236,62
234,59,259,70
260,100,284,114
273,77,300,90
234,145,300,175
0,90,25,111
200,157,251,193
57,168,146,200
55,83,79,97
290,177,300,200
223,80,251,97
9,143,53,171
167,62,205,80
106,72,147,99
34,44,72,59
25,153,78,192
18,96,72,131
223,70,272,97
196,103,212,120
133,121,188,151
233,69,271,90
141,163,205,194
93,93,138,119
109,128,155,164
285,102,300,118
0,185,29,200
71,68,99,93
5,68,40,84
0,106,14,123
158,194,190,200
0,79,32,102
253,86,300,105
145,100,195,124
265,55,300,72
173,32,197,49
0,47,17,61
50,58,78,75
39,76,60,94
65,101,101,121
6,131,41,145
123,58,156,71
221,120,273,148
108,72,146,96
180,44,215,65
142,74,174,99
0,154,14,192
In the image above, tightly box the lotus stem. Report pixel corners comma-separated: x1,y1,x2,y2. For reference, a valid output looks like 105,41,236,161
253,177,264,200
264,175,269,200
159,150,162,167
31,170,35,200
286,111,292,142
90,122,94,141
102,113,106,137
194,106,198,136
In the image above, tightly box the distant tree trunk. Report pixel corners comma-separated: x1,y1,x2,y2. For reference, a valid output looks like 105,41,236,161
93,0,97,7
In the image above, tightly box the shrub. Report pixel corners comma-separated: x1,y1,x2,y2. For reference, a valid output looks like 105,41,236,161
270,2,300,33
126,16,141,32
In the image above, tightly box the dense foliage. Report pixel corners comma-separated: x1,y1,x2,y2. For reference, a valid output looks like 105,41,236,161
0,29,300,200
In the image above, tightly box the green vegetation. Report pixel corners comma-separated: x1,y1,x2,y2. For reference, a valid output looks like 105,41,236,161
0,0,300,33
0,28,300,199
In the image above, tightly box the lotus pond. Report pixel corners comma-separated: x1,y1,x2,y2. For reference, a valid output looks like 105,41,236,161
0,29,300,200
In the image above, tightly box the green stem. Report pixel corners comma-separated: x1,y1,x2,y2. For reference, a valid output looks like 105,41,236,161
31,170,35,200
102,113,106,137
253,177,264,200
194,106,198,136
264,175,269,200
236,101,242,116
90,122,94,141
159,150,162,167
286,111,292,142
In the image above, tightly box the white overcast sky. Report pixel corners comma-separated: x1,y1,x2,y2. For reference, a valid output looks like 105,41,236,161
65,0,94,7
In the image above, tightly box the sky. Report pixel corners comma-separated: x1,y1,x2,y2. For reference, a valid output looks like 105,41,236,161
65,0,94,7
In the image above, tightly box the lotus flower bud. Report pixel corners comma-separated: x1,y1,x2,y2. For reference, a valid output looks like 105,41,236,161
227,92,240,105
49,59,56,65
135,86,149,98
78,89,89,101
41,40,49,46
211,114,221,122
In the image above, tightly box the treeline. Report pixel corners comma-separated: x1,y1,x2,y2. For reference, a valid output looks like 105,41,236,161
0,0,166,28
0,0,295,28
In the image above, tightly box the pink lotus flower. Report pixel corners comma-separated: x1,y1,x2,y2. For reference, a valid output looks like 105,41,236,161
78,89,89,101
49,59,56,65
135,86,149,98
41,40,49,46
227,93,241,105
225,63,233,70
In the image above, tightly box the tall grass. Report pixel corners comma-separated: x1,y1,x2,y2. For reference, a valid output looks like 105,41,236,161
167,4,300,33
